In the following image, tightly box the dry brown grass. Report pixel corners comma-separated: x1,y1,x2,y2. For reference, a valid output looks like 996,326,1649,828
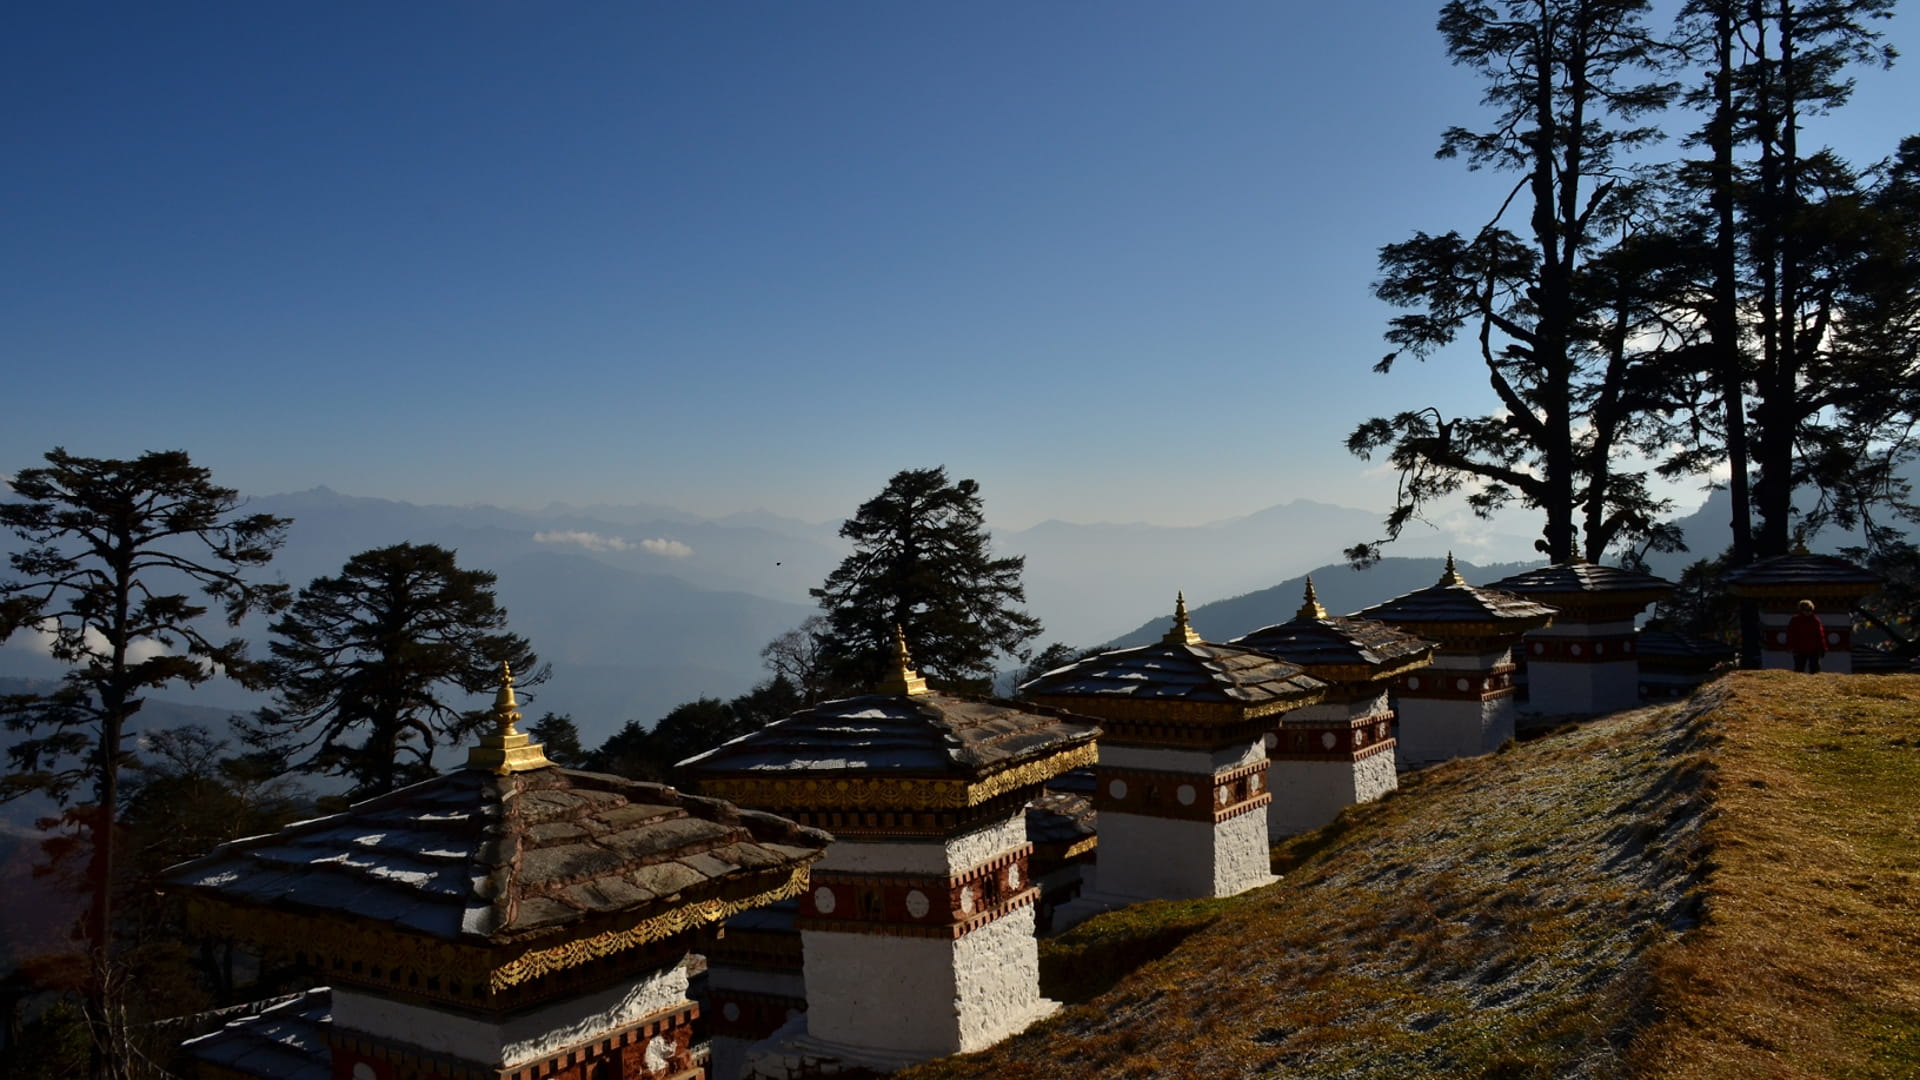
891,672,1920,1080
902,693,1717,1080
1628,672,1920,1080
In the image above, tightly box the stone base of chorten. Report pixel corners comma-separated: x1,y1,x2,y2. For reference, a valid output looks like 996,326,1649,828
1052,811,1279,930
1395,694,1515,767
1267,750,1398,838
740,996,1060,1079
1524,658,1641,714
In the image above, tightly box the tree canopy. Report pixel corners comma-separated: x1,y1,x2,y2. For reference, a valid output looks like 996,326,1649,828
0,447,289,1078
1349,0,1680,566
246,542,542,799
810,467,1041,694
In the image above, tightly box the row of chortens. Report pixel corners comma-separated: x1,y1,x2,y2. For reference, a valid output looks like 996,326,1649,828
167,551,1888,1080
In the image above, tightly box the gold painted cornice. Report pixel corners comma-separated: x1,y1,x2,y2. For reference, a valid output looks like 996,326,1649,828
700,741,1097,814
182,863,813,1002
466,661,553,774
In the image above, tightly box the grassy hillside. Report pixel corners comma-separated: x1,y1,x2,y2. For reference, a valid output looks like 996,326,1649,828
900,672,1920,1080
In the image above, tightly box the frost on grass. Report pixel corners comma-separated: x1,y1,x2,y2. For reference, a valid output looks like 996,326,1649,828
901,696,1717,1080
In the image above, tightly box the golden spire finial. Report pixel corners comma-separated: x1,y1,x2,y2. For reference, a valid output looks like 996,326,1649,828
1297,576,1328,620
493,661,522,738
1162,591,1203,645
874,624,930,696
1439,552,1466,586
467,659,552,775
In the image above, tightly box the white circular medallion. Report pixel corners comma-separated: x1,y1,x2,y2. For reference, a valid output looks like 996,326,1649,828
1456,678,1471,692
1321,732,1337,750
1570,642,1583,657
905,889,930,918
1533,641,1546,654
1177,784,1197,806
1828,631,1840,645
645,1035,671,1073
1249,773,1261,792
959,884,977,915
1263,732,1278,749
812,886,836,914
1108,779,1127,800
1407,676,1421,690
722,1002,741,1022
353,1066,377,1080
1007,864,1021,890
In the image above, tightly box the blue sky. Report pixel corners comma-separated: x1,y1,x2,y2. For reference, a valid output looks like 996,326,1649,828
5,1,1917,530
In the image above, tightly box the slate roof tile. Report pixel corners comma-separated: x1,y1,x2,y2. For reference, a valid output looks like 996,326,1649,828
1723,553,1882,590
1489,562,1675,597
163,766,830,946
1232,616,1435,674
1019,642,1325,707
682,692,1097,781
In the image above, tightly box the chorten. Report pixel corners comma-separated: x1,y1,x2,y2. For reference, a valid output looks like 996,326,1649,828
169,665,830,1080
681,629,1098,1076
1230,579,1435,836
1725,552,1882,673
1021,594,1325,911
1357,556,1557,766
1490,562,1673,714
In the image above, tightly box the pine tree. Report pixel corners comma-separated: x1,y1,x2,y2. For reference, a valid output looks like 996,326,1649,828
248,543,542,798
0,448,289,1079
1348,0,1679,565
811,467,1041,694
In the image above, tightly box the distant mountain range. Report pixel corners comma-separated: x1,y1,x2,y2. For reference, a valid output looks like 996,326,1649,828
15,472,1907,770
1100,555,1545,651
1007,499,1541,648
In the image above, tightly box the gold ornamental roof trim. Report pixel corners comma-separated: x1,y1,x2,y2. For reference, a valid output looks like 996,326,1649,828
466,661,553,774
1163,591,1204,645
873,624,931,696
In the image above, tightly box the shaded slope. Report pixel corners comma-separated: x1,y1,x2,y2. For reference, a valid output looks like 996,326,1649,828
905,672,1920,1080
905,692,1718,1079
1629,672,1920,1080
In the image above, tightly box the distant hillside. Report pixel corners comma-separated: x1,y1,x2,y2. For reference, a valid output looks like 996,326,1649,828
1007,501,1540,646
0,677,244,833
1101,555,1543,649
904,672,1920,1080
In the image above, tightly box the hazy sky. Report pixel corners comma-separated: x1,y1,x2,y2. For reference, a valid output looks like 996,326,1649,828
5,2,1917,530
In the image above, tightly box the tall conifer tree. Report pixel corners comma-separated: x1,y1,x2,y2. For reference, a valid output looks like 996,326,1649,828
811,467,1041,695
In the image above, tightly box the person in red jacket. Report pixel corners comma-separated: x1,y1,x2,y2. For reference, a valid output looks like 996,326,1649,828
1786,599,1828,673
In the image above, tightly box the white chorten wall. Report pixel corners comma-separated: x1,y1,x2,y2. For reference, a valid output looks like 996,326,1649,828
706,964,805,1080
330,961,689,1070
1757,605,1856,673
1088,739,1275,901
1520,617,1641,714
1265,693,1399,837
1395,649,1517,766
745,814,1054,1073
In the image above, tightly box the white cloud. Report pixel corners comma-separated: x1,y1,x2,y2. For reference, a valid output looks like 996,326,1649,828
17,623,172,664
640,538,694,559
534,530,633,553
532,530,693,559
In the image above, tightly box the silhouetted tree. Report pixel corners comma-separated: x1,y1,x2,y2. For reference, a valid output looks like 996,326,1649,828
582,678,804,784
1348,0,1679,565
248,543,542,799
527,712,587,768
0,448,289,1079
760,615,832,705
811,467,1041,693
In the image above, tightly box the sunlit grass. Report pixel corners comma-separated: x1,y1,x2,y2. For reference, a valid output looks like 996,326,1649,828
897,673,1920,1079
1627,672,1920,1080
